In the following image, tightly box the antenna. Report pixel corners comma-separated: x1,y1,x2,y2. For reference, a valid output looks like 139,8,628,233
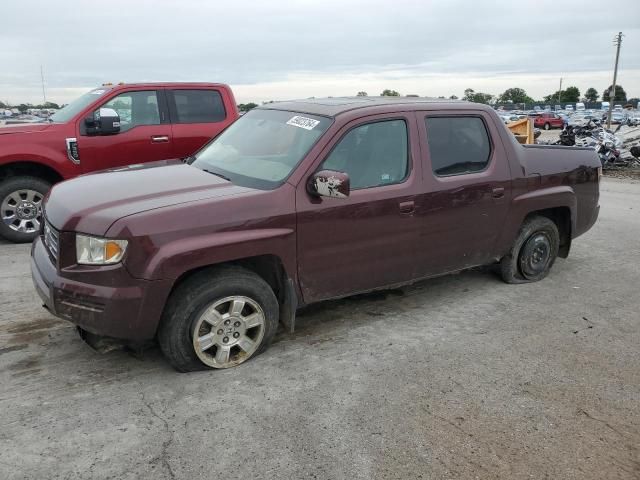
40,65,47,105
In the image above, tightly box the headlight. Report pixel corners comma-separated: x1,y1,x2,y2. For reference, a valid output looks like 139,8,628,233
76,234,128,265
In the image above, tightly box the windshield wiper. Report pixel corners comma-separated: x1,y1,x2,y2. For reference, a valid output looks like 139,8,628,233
201,168,231,181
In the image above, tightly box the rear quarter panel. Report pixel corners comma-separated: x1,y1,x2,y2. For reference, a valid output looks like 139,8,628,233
493,130,600,256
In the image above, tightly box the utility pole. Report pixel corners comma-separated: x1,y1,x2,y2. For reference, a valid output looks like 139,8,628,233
607,32,623,129
40,65,47,105
558,77,562,106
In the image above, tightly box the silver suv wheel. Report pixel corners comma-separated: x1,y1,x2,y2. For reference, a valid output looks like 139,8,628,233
192,295,266,369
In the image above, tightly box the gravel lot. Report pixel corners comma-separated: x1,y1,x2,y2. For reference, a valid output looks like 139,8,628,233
0,178,639,480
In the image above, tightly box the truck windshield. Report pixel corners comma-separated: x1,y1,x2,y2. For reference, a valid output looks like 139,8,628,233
49,88,111,123
192,109,332,190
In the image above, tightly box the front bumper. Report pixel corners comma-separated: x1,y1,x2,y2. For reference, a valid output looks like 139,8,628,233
30,236,172,341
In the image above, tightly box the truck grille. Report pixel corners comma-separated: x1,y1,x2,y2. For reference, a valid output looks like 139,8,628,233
43,221,60,261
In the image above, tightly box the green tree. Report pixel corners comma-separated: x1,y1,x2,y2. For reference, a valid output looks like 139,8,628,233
380,89,400,96
498,87,534,105
0,100,6,108
462,88,493,104
356,91,368,96
543,85,580,104
449,95,458,100
563,86,580,103
584,88,598,102
602,85,627,102
628,98,640,107
237,102,258,112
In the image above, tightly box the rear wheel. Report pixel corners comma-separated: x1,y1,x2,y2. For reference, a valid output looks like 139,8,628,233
499,216,559,284
0,176,51,243
158,266,279,372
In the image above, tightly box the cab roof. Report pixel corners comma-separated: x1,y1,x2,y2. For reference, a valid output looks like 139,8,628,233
259,96,473,117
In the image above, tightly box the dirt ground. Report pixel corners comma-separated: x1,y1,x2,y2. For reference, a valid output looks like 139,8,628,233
0,178,639,480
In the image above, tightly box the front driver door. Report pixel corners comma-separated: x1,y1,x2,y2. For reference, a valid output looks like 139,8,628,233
296,114,423,304
76,89,172,172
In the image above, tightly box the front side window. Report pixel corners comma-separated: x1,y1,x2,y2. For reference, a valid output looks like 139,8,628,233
321,119,408,190
101,90,159,132
172,89,226,123
192,109,331,190
424,116,491,176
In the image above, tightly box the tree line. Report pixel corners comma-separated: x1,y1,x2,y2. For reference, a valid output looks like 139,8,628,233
459,85,635,105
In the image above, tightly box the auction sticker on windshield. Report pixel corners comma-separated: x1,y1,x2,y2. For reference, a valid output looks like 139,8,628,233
286,116,320,130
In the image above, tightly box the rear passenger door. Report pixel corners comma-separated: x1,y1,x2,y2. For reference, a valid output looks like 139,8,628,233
167,88,229,158
414,111,512,275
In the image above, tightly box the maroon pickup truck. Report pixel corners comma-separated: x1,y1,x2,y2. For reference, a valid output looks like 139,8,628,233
0,82,238,242
31,97,600,372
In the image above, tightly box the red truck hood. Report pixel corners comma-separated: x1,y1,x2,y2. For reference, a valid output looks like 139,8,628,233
0,123,54,135
44,162,253,235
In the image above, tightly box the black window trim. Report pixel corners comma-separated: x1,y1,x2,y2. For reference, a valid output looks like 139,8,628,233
167,88,227,125
317,116,412,191
423,114,494,178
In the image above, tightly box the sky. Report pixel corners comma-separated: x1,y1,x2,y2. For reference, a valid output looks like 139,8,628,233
1,0,639,106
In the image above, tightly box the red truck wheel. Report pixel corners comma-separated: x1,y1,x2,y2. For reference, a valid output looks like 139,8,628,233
158,266,279,372
0,176,51,243
499,216,559,284
544,123,551,130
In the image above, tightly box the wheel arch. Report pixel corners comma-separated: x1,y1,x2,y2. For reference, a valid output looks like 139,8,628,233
0,161,64,185
524,206,572,258
160,254,298,334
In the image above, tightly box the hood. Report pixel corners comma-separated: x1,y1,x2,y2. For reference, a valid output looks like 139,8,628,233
0,122,54,135
44,162,253,235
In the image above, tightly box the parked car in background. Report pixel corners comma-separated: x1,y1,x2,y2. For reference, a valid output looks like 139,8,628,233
565,105,574,112
31,97,601,372
534,112,564,130
0,82,238,242
575,102,585,112
601,101,610,111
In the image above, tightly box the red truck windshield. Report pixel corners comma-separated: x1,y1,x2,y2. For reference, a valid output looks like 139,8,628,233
192,109,332,190
49,88,111,123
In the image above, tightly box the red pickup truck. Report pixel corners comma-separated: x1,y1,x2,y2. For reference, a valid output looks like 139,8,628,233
0,82,238,242
31,97,600,372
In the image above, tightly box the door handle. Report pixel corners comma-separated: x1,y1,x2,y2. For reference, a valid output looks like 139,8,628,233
151,135,169,143
399,200,415,215
492,187,505,199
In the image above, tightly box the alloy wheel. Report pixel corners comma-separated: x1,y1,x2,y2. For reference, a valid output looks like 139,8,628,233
192,296,266,368
1,189,44,234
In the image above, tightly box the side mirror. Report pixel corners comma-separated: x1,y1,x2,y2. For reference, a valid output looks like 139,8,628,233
308,170,350,198
84,108,120,135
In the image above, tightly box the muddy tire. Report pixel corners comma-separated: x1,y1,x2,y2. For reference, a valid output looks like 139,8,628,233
499,216,559,284
0,176,51,243
157,266,279,372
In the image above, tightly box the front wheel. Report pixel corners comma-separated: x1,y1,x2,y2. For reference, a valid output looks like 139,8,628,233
158,266,279,372
499,216,559,284
544,123,551,130
0,176,51,243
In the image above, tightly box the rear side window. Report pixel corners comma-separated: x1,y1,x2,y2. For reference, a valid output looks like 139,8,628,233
424,117,491,176
171,89,226,123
